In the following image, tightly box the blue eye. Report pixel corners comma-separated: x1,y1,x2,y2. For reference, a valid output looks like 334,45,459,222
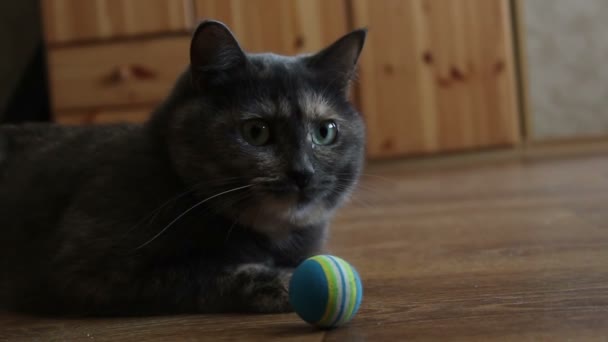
312,120,338,145
241,119,270,146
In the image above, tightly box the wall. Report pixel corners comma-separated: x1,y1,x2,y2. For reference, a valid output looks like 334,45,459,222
524,0,608,140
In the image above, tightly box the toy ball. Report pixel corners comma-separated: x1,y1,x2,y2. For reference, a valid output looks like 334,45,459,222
289,255,363,329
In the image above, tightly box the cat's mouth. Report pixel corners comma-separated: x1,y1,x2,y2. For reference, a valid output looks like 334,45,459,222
255,181,322,206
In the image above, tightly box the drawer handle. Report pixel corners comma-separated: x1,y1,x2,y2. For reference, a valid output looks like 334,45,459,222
104,64,157,84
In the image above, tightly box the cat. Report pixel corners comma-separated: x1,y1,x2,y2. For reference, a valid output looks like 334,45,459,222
0,20,366,316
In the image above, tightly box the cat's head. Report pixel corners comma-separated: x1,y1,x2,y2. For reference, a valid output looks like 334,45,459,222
165,20,366,235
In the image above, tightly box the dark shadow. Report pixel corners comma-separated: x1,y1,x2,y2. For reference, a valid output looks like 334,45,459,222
2,42,51,124
268,322,325,337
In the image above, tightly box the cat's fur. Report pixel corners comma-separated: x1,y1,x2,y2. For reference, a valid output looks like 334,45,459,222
0,21,366,315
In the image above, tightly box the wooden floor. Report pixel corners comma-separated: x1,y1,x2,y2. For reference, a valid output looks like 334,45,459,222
2,149,608,341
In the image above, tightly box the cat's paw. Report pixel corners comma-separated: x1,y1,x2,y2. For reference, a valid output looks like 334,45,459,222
232,264,293,313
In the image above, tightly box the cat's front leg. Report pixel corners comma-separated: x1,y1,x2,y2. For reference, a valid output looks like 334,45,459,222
211,263,293,313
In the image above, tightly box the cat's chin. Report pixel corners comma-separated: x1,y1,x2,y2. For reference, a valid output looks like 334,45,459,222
236,194,332,237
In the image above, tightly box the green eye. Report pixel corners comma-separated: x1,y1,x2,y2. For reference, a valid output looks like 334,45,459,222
312,120,338,145
241,119,270,146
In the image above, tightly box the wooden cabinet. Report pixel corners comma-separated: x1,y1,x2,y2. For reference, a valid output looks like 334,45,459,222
353,0,520,158
42,1,195,124
42,0,194,44
42,0,523,160
47,37,190,110
193,0,348,54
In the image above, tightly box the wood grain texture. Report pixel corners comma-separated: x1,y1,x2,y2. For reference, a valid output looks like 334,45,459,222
353,0,521,159
47,36,190,110
2,148,608,340
41,0,194,44
54,107,153,125
193,0,348,54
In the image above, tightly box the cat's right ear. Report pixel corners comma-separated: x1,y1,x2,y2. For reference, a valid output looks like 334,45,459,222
190,20,247,86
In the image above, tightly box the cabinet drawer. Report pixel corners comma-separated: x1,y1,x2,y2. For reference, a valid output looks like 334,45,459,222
48,36,190,110
55,107,153,125
42,0,195,44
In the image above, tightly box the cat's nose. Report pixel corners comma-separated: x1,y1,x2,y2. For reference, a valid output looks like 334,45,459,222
287,168,314,189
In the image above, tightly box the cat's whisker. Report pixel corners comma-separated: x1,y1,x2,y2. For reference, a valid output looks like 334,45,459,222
332,178,389,201
121,177,252,239
224,218,239,243
358,173,399,185
135,184,253,250
350,187,391,205
121,187,197,239
203,190,255,243
211,189,255,215
334,172,399,186
343,180,387,200
354,183,388,196
335,182,380,199
193,176,253,186
338,192,374,209
331,185,375,209
251,176,281,183
180,186,255,229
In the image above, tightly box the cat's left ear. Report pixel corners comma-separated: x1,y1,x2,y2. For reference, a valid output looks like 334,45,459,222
190,20,247,87
306,28,367,92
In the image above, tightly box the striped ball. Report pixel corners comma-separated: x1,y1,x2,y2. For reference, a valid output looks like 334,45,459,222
289,255,363,328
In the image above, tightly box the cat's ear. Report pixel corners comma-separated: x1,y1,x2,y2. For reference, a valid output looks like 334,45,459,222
306,28,367,91
190,20,247,84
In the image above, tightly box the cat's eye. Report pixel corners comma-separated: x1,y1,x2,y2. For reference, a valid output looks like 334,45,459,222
312,120,338,146
241,119,271,146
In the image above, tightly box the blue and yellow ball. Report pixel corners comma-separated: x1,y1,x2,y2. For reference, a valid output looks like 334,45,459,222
289,255,363,329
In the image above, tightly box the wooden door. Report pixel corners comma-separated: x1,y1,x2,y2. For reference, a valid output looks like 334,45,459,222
352,0,521,158
193,0,348,54
42,0,194,44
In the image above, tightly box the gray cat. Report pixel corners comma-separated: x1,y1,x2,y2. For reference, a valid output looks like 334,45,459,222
0,20,366,315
